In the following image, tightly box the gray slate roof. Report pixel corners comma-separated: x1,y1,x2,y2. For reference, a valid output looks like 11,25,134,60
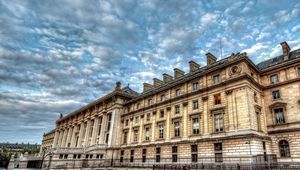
257,49,300,69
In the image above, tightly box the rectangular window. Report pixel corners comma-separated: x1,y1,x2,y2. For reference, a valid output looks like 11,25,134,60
123,132,128,144
214,143,223,162
136,103,140,109
130,150,134,162
133,130,138,142
213,74,220,84
125,119,129,126
214,94,221,105
96,154,100,159
192,118,200,135
64,154,68,159
254,92,258,103
85,154,89,159
59,154,63,159
174,122,180,137
159,124,164,139
160,94,165,102
89,120,94,137
191,145,198,162
135,116,139,124
120,150,124,163
89,154,93,159
193,100,199,110
270,74,279,84
105,133,109,144
146,113,151,121
175,105,180,114
192,82,199,91
77,154,81,159
156,148,161,162
142,149,147,162
274,108,285,124
160,110,164,118
172,146,178,162
73,154,77,159
298,67,300,77
272,90,281,100
176,89,181,97
145,127,150,141
98,117,102,135
214,113,223,132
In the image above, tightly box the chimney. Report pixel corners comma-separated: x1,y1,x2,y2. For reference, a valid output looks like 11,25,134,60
206,52,217,65
153,78,163,87
174,68,185,79
280,41,290,61
163,73,173,82
143,83,153,92
189,60,200,72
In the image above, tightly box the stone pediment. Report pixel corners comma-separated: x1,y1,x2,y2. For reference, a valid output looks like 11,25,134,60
269,101,287,109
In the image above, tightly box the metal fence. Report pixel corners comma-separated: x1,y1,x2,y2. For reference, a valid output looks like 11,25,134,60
37,155,300,170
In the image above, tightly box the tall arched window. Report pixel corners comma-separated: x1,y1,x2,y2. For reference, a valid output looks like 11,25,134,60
279,140,290,157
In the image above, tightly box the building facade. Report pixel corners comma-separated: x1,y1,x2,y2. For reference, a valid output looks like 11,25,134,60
17,42,300,169
40,129,55,153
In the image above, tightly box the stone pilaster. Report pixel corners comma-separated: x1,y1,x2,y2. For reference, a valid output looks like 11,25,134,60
84,119,91,147
65,126,73,147
70,125,77,147
183,102,188,139
99,114,107,144
61,129,67,147
77,122,85,147
52,130,59,147
91,117,99,145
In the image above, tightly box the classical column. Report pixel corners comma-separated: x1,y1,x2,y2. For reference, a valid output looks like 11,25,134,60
183,102,188,139
91,117,99,145
99,114,107,144
139,115,144,144
66,126,73,147
128,117,133,144
202,96,209,136
151,112,156,142
57,130,63,147
77,122,85,147
70,125,77,147
52,130,59,147
61,128,68,147
84,119,91,147
108,111,116,147
166,107,171,141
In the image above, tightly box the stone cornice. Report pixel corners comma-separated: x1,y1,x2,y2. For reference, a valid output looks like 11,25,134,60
121,74,262,117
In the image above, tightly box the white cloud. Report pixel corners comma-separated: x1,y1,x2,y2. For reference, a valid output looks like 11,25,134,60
242,43,268,56
292,25,300,32
201,13,220,26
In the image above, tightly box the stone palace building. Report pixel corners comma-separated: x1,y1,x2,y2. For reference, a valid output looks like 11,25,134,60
10,42,300,169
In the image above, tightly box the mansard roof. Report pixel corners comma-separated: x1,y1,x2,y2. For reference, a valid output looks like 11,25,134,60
257,48,300,70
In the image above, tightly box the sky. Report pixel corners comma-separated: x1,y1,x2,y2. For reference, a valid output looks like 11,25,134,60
0,0,300,144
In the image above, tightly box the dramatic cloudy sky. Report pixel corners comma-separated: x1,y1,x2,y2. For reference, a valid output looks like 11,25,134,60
0,0,300,144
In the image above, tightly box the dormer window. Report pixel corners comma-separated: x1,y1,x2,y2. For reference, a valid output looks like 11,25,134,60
192,82,199,91
175,89,181,97
272,90,281,100
270,74,279,84
213,74,220,84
